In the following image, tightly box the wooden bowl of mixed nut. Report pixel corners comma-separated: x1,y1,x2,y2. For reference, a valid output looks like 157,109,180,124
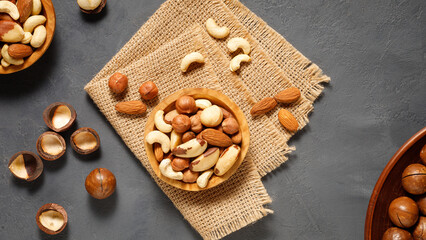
0,0,55,74
144,88,250,191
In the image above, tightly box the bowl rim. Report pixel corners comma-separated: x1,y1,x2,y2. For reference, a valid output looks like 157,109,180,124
0,0,56,74
364,126,426,239
144,88,250,191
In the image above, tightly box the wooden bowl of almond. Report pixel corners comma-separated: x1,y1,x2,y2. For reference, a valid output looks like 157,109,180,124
0,0,55,74
144,88,250,191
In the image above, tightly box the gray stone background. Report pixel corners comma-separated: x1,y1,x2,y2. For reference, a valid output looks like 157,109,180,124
0,0,425,239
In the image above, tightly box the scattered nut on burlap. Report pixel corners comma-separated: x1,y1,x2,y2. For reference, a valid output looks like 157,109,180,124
85,0,330,239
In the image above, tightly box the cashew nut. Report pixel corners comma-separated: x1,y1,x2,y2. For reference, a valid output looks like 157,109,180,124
154,110,173,133
21,32,32,44
196,169,214,188
159,158,183,180
1,45,23,65
227,37,251,54
190,147,220,172
30,25,46,48
32,0,42,15
146,130,171,153
0,1,19,20
1,59,10,67
229,54,251,72
205,18,230,39
172,138,207,158
214,145,241,176
164,109,179,124
170,130,182,150
200,105,223,127
23,15,46,33
180,52,204,72
195,99,212,110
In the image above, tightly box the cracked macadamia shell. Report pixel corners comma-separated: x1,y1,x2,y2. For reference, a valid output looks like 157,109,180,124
79,0,106,14
36,132,66,161
70,127,100,155
36,203,68,235
8,151,43,181
85,168,116,199
43,102,77,132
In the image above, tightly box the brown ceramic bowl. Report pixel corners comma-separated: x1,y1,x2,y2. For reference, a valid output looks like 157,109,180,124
144,88,250,191
365,127,426,239
0,0,56,74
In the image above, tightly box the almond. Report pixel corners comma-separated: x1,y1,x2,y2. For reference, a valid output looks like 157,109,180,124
278,109,299,132
8,43,33,58
274,87,301,104
17,0,33,23
0,20,24,43
0,13,14,22
201,129,233,147
115,101,147,115
250,97,277,116
153,143,163,162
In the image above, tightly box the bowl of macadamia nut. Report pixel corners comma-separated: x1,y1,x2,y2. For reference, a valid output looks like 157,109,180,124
365,127,426,240
144,88,250,191
0,0,55,74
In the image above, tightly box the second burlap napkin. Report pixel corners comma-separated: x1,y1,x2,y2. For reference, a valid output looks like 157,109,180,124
85,27,273,240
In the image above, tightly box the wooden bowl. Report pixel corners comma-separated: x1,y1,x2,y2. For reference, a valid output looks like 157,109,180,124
144,88,250,191
365,127,426,239
0,0,56,74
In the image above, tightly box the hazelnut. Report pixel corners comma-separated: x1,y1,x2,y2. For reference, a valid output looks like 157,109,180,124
220,107,233,119
182,131,196,143
70,128,100,155
139,81,158,100
164,110,179,124
36,203,68,235
108,72,128,94
416,195,426,215
175,95,196,114
172,114,191,133
8,151,43,182
190,115,203,133
215,125,223,132
413,216,426,240
382,227,412,240
43,102,77,132
231,131,242,144
85,168,116,199
36,132,66,161
388,196,419,228
402,163,426,195
171,157,189,172
222,118,239,135
421,144,426,165
182,169,199,183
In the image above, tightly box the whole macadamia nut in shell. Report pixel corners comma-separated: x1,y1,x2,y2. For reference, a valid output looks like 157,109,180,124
388,196,419,228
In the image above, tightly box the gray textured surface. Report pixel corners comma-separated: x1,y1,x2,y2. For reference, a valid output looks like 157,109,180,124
0,0,425,239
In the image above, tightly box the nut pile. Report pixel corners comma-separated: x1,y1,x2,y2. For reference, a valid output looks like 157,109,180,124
180,18,251,73
146,95,242,188
0,0,47,68
108,72,158,115
250,87,301,132
382,144,426,240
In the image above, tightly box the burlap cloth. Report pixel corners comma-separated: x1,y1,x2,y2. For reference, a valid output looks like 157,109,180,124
84,0,330,239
